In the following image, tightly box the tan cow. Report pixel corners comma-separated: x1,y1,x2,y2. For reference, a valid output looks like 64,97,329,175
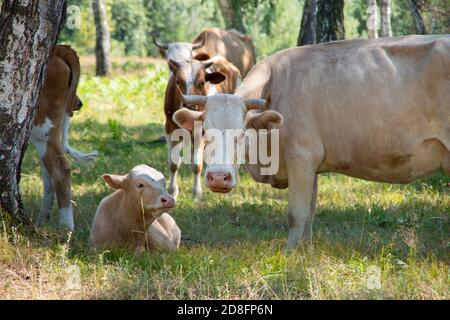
164,56,242,200
153,28,255,77
90,165,181,252
31,45,98,230
173,35,450,248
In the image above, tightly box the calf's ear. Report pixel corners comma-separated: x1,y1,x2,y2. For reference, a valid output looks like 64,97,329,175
246,110,284,130
173,108,204,131
103,174,126,189
205,71,226,84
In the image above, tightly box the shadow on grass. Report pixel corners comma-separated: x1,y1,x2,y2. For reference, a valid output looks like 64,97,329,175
19,117,450,267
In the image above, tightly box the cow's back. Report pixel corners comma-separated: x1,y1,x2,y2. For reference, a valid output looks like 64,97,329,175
193,28,255,77
244,35,450,183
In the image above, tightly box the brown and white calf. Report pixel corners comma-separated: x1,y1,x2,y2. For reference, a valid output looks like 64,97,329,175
30,45,98,230
164,56,242,200
90,165,180,252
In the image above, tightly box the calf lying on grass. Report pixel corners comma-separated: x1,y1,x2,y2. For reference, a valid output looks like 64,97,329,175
90,165,181,252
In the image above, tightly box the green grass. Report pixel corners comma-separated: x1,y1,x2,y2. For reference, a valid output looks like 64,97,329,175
1,59,449,299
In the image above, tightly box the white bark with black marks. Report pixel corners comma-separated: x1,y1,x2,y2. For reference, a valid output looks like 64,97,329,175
380,0,392,37
0,0,67,224
367,0,378,39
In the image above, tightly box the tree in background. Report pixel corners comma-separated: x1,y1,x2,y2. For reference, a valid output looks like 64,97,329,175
297,0,317,46
216,0,246,32
409,0,426,34
0,0,67,225
367,0,378,38
316,0,345,43
380,0,393,37
92,0,112,76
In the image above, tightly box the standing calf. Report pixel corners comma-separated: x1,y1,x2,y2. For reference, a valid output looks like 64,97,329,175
165,56,242,200
90,165,181,252
31,45,98,230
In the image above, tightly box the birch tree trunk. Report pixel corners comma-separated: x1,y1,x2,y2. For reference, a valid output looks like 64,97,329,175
216,0,246,33
316,0,345,43
379,0,392,37
92,0,111,76
367,0,378,39
297,0,318,46
0,0,67,224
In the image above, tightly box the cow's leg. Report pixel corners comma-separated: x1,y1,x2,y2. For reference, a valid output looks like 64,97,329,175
302,174,318,241
167,135,180,199
285,157,317,249
36,162,55,225
191,135,204,200
42,141,74,231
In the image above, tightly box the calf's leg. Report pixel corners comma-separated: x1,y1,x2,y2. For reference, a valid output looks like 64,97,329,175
286,157,317,249
42,140,74,231
191,135,204,200
302,174,318,241
167,135,180,199
147,213,181,251
36,162,55,225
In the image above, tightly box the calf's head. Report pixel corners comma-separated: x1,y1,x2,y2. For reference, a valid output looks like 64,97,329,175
169,59,227,100
103,165,175,218
173,94,283,193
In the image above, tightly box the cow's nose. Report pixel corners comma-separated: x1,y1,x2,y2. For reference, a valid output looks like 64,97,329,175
160,195,175,208
206,171,233,193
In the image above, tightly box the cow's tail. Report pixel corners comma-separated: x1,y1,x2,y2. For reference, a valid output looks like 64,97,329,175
62,114,99,165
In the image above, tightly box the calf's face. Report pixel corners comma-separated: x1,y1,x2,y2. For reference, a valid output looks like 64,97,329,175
169,59,226,100
103,165,175,217
173,94,283,193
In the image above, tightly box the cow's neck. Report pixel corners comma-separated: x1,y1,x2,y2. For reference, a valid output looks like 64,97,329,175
235,61,271,101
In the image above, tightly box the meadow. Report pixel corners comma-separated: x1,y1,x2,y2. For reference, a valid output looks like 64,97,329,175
0,57,448,299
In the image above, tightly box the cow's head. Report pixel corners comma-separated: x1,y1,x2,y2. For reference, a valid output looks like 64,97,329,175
152,32,205,66
173,94,283,193
169,59,227,99
103,165,175,217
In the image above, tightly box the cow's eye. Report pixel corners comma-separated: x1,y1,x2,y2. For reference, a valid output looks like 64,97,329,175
199,81,205,88
137,183,145,189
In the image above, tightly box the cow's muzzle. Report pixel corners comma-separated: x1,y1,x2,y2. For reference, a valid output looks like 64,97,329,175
206,171,234,193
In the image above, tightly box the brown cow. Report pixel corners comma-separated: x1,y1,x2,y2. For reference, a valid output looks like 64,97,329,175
30,45,98,231
164,56,242,200
153,28,255,78
173,35,450,248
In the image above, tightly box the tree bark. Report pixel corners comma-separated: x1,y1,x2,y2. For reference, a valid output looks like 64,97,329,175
409,0,426,34
367,0,378,39
316,0,345,43
92,0,111,76
216,0,246,33
379,0,392,37
298,0,318,46
0,0,67,224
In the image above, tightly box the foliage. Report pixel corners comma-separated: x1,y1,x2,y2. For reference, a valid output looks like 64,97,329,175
57,0,449,59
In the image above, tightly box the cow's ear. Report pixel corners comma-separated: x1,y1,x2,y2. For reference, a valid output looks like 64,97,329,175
205,71,226,84
173,108,204,131
246,110,284,130
103,174,126,189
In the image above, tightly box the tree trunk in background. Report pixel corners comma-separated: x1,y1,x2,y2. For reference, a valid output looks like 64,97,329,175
216,0,246,33
298,0,318,46
92,0,112,76
316,0,345,43
0,0,66,225
379,0,392,37
367,0,378,39
409,0,426,34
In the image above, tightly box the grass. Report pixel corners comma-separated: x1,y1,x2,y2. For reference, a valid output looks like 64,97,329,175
1,58,449,299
